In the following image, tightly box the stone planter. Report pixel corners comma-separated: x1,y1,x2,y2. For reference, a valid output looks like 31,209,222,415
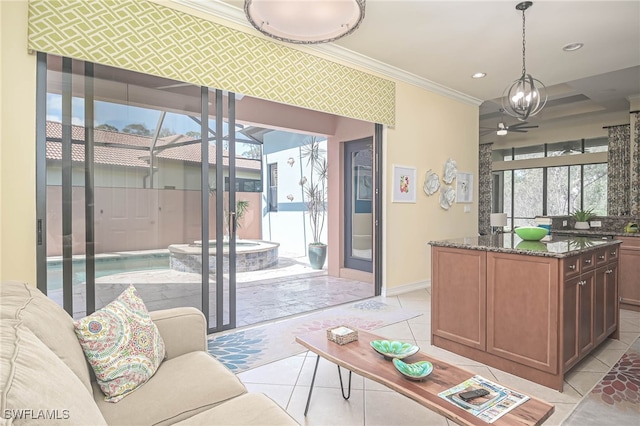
574,221,590,230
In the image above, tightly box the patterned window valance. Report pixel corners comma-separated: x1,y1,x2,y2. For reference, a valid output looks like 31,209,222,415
27,0,395,127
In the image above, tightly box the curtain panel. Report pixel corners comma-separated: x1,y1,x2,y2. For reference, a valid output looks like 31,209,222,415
632,112,640,215
27,0,396,127
478,143,493,235
607,124,631,216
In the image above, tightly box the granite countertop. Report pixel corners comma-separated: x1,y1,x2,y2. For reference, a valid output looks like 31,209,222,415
552,229,640,238
428,233,622,258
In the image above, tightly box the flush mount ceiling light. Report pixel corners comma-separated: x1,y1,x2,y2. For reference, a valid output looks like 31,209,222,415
502,1,547,121
472,72,487,79
244,0,366,44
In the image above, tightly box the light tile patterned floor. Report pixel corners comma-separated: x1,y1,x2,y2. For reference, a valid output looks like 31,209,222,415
237,288,640,426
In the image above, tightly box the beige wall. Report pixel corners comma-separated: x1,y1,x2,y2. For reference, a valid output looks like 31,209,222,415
1,1,37,285
384,81,479,292
0,1,479,294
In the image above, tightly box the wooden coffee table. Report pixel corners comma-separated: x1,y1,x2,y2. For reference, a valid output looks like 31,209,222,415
295,329,554,426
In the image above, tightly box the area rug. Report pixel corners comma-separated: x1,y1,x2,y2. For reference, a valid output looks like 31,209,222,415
207,299,421,373
563,337,640,425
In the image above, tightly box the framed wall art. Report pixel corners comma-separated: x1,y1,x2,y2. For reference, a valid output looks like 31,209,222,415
456,172,474,203
392,165,417,203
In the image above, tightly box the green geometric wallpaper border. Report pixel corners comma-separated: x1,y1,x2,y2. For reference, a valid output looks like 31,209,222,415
28,0,395,127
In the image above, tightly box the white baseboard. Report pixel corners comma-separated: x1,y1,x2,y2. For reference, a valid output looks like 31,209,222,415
383,279,431,297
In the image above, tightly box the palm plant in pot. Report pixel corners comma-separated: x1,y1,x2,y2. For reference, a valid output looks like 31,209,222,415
300,137,328,269
572,208,595,230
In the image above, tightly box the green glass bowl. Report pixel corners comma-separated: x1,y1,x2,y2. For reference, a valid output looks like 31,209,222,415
392,358,433,381
370,340,419,360
514,226,548,241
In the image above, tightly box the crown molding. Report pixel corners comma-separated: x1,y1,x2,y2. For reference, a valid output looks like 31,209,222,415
171,0,483,107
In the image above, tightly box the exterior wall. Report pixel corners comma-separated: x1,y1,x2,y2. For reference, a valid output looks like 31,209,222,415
261,131,328,258
45,186,261,256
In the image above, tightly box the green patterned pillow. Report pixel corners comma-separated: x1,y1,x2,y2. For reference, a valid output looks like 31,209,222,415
74,285,166,402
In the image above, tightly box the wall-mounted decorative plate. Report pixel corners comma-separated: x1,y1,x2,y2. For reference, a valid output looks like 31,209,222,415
443,158,457,184
423,169,440,196
440,185,456,210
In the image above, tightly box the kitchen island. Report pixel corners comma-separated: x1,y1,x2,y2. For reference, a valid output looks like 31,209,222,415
429,234,622,391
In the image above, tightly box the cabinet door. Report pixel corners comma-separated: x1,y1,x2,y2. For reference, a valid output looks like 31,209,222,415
432,247,486,350
593,267,607,345
604,263,618,336
619,238,640,307
487,252,558,374
578,272,595,358
563,275,580,371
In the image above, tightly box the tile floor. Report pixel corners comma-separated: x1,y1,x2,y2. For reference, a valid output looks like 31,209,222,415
236,288,640,426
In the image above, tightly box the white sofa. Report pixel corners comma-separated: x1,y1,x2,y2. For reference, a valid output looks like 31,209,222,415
0,280,298,425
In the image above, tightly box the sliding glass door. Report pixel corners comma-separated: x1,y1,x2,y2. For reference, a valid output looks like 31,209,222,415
37,54,239,332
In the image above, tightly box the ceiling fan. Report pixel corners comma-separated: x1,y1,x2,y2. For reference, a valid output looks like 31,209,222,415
480,107,539,137
495,121,538,136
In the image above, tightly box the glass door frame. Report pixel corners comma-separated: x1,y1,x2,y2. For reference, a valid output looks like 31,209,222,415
344,137,374,273
35,54,238,333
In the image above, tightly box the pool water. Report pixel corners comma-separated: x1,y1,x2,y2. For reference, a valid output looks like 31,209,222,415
47,252,170,291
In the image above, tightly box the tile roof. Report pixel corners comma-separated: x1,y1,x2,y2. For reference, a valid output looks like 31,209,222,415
45,121,261,171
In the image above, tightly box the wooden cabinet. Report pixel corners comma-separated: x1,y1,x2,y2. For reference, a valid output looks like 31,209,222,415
562,250,619,372
562,274,580,371
431,242,620,391
562,260,594,371
486,253,558,374
431,247,486,350
619,237,640,311
594,263,618,344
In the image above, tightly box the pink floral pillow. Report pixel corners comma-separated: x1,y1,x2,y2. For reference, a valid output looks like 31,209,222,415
74,285,165,402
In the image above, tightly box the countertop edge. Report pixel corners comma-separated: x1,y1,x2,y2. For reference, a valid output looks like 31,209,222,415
428,236,622,259
553,229,639,238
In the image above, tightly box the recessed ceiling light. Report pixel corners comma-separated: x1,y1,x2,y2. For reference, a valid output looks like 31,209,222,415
472,72,487,79
562,42,584,52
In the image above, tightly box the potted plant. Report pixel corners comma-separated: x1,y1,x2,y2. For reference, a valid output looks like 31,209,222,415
300,137,328,269
571,208,595,230
209,185,250,240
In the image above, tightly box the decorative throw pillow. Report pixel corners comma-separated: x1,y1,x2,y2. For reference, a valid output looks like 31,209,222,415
74,285,165,403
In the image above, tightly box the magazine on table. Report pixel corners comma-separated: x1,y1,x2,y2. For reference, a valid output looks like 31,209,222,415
438,375,530,423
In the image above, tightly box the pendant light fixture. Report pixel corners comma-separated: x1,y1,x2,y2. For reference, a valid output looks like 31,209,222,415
502,1,547,121
244,0,366,44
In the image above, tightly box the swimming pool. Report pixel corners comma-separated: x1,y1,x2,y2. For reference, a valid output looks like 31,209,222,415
46,251,170,291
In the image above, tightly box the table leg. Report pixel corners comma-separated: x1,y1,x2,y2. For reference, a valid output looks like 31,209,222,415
304,355,321,416
337,366,352,400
